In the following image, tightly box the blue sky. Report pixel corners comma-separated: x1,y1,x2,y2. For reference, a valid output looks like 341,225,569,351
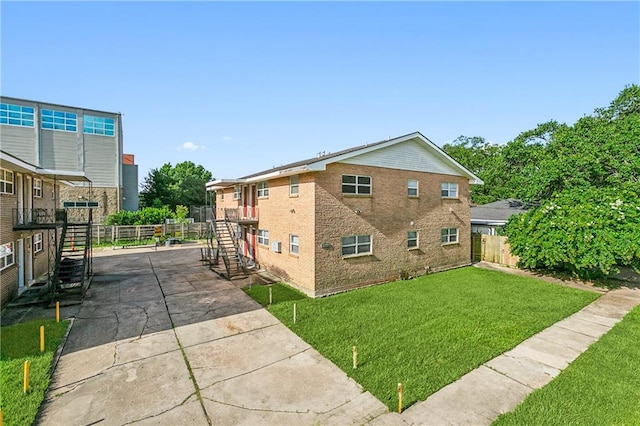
2,2,638,182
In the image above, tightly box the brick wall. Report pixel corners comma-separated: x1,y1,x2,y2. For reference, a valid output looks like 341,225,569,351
60,186,121,224
312,163,471,296
251,174,316,293
1,177,59,307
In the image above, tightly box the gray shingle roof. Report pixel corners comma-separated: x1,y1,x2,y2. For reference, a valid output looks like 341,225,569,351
239,132,418,179
471,199,533,222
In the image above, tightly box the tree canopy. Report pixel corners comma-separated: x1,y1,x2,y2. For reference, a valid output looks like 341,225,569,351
140,161,213,210
444,84,640,277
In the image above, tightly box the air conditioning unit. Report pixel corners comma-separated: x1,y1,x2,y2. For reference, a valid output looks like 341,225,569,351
271,241,282,253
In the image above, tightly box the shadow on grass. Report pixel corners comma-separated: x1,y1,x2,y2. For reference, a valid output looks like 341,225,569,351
243,283,306,307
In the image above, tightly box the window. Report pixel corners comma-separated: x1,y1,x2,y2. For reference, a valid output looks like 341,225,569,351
0,103,35,127
441,228,459,244
33,233,43,253
342,175,371,195
1,169,14,194
290,234,299,255
34,179,42,198
83,115,115,136
41,109,77,132
290,175,299,196
62,201,99,208
257,229,269,246
441,182,458,198
407,231,418,249
257,182,269,198
0,242,14,271
341,235,372,257
219,190,224,200
233,186,240,200
408,179,419,197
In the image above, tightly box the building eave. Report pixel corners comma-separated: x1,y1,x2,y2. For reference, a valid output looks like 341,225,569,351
1,150,90,183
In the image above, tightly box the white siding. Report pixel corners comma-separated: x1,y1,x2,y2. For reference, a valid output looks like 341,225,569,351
340,139,462,176
40,130,78,170
0,125,38,164
84,135,119,186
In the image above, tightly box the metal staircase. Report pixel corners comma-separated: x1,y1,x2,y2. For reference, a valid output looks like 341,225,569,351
204,216,253,279
51,210,92,299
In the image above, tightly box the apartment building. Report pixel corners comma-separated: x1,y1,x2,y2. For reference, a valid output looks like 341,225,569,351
0,150,89,307
0,96,137,224
207,132,483,297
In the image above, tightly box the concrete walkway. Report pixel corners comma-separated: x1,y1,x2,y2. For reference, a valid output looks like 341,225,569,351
381,268,640,425
3,247,639,425
29,245,387,425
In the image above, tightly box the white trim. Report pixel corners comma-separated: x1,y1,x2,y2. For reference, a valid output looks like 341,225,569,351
209,133,484,185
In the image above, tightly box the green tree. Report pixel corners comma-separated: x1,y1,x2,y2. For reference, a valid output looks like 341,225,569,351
443,135,505,204
506,84,640,277
140,161,213,210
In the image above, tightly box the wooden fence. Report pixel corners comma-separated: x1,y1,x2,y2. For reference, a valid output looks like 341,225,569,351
92,222,209,245
471,234,520,267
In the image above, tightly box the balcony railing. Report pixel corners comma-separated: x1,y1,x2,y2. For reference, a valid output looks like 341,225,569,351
12,208,66,229
218,207,259,223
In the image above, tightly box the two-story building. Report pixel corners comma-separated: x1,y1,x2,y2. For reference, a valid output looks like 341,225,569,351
207,132,483,297
1,96,134,308
0,150,89,307
0,96,138,224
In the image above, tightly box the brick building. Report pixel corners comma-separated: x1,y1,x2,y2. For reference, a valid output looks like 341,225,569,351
0,96,138,224
0,150,88,307
207,132,483,297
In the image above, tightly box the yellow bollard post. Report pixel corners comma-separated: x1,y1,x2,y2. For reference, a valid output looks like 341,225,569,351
353,346,358,369
56,301,60,322
269,287,273,305
23,360,30,393
398,383,403,414
40,326,45,352
293,303,297,324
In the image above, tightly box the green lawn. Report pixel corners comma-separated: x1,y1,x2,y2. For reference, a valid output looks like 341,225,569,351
244,267,599,411
494,304,640,425
1,319,69,426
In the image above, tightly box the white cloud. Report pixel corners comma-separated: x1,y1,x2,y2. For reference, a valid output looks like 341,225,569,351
221,136,232,141
178,141,206,151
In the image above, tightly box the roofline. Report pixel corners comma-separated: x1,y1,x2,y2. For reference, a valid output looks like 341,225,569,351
471,219,508,226
214,132,484,185
1,95,121,117
0,150,91,183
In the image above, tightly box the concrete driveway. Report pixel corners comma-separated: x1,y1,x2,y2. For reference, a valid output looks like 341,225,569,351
35,245,388,425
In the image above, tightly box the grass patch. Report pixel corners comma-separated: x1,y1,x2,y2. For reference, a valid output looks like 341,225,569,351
243,283,306,307
493,304,640,425
245,267,599,411
1,319,70,426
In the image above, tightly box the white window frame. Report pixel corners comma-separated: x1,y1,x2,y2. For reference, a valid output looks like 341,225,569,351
290,234,299,255
33,233,43,253
342,175,372,195
441,228,459,245
34,178,43,198
233,185,240,200
257,182,269,198
408,179,419,197
441,182,458,198
257,229,269,246
407,231,419,249
290,175,299,196
0,242,15,270
341,235,372,257
1,169,14,194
